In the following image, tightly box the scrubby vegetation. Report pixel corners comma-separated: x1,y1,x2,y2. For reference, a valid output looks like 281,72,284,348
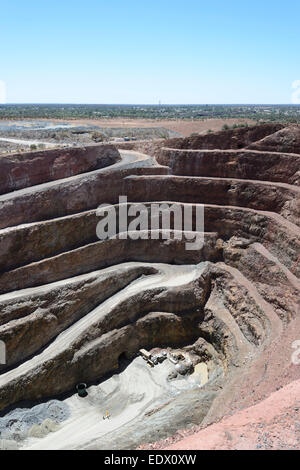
0,104,300,123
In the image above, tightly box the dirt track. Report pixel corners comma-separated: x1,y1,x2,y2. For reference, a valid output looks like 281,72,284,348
1,117,256,137
0,124,298,450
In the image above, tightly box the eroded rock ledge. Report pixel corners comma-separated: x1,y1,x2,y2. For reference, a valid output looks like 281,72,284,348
0,124,299,450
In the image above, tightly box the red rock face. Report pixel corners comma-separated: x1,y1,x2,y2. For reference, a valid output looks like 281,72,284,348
164,123,284,150
248,125,300,154
144,379,300,450
157,148,300,184
0,125,299,450
0,144,120,194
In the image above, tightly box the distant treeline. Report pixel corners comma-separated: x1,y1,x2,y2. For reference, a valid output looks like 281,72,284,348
0,104,300,122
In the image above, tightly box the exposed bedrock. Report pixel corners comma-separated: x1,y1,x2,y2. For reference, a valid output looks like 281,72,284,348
5,169,300,272
0,261,269,413
0,144,121,195
223,239,300,322
247,124,300,154
157,148,300,185
0,311,214,413
0,125,299,448
117,124,284,156
0,201,298,294
0,264,157,369
0,150,168,229
164,124,284,151
123,175,300,225
0,263,209,410
0,231,220,293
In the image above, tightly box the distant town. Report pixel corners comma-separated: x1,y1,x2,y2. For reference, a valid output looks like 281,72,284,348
1,104,300,123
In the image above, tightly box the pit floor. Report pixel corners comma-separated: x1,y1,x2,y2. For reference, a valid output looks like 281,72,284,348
21,355,208,450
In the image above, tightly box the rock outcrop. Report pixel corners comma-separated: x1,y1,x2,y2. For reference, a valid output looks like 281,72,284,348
0,126,299,450
0,144,121,195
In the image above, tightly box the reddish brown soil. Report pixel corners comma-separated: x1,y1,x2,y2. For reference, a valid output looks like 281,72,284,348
7,117,256,137
156,380,300,450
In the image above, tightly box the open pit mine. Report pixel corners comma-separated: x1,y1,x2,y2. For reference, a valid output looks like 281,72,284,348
0,123,299,450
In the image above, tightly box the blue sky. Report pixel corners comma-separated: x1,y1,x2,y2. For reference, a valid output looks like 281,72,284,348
0,0,299,104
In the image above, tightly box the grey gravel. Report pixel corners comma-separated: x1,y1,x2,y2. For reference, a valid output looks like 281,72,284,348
0,400,70,440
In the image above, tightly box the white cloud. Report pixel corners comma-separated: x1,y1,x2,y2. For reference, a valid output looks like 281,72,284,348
0,80,6,104
291,80,300,104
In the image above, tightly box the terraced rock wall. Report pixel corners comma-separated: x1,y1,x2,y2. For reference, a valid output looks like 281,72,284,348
0,126,299,449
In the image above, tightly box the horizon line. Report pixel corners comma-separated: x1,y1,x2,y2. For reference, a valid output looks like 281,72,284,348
1,103,300,107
